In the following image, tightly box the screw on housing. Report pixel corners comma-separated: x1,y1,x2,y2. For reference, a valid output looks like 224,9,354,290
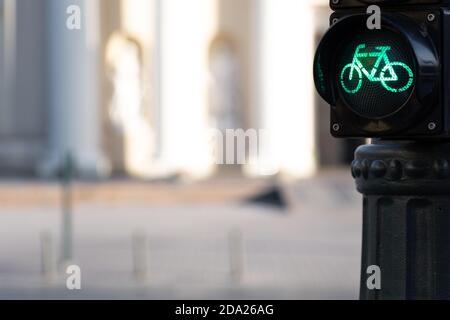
427,13,436,22
332,123,341,132
428,122,437,131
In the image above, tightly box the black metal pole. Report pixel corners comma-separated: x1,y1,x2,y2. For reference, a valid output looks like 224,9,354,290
353,140,450,300
61,153,74,266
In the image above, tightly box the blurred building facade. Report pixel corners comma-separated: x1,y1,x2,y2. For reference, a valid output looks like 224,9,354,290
0,0,356,179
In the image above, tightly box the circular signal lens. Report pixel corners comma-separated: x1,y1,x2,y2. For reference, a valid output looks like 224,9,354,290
336,29,416,119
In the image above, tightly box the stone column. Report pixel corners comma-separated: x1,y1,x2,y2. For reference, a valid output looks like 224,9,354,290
251,0,319,178
39,0,108,177
157,0,218,179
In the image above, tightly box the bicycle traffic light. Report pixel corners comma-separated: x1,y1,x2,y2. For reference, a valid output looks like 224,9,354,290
313,1,450,138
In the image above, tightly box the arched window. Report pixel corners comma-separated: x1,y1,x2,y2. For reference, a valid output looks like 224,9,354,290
209,35,242,133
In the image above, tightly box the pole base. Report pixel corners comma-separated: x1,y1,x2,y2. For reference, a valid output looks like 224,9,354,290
353,140,450,300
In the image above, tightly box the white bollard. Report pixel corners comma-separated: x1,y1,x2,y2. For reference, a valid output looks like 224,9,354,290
132,230,149,281
40,231,56,282
229,228,244,284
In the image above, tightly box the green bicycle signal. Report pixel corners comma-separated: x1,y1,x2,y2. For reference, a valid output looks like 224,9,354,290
340,44,414,94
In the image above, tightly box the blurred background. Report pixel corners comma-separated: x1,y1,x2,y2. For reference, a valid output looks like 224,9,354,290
0,0,364,299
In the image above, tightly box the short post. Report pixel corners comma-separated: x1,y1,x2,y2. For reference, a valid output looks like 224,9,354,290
60,153,74,266
41,231,55,281
132,230,149,281
229,228,244,284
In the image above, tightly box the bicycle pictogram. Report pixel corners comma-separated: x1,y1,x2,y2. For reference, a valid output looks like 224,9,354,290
340,44,414,94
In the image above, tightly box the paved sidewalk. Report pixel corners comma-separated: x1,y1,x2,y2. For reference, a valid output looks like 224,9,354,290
0,170,362,299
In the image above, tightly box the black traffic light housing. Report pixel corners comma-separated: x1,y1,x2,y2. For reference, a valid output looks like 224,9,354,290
320,1,450,301
331,0,448,10
314,1,450,139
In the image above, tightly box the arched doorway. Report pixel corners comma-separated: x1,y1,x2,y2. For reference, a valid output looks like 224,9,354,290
105,32,156,177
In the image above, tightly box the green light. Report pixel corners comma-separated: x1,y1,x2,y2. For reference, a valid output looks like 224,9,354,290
340,44,414,95
315,55,327,94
